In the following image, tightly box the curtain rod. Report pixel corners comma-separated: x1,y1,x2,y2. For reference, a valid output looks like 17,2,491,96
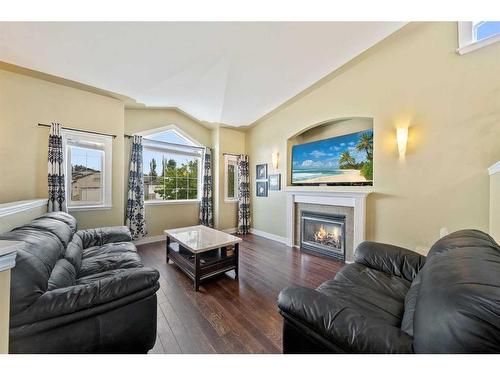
38,123,117,139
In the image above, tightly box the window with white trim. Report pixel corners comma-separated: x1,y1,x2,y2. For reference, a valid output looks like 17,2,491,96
142,128,203,203
224,154,238,203
458,21,500,54
62,130,113,210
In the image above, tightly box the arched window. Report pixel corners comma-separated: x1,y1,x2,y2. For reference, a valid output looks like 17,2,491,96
141,126,204,203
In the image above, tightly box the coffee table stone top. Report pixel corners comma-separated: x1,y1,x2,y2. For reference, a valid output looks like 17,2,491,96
164,225,242,253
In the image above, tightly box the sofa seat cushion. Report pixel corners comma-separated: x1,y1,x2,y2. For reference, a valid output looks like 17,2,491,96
333,263,411,301
317,278,406,327
278,285,413,353
76,269,128,285
82,241,137,259
78,242,143,278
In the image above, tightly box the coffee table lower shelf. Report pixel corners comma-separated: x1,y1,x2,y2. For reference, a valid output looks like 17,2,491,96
166,238,239,291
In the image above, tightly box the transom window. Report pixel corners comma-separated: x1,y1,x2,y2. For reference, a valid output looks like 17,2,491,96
142,127,203,203
62,130,113,210
458,21,500,54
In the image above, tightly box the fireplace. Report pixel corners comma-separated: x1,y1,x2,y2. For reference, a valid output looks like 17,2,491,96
300,211,346,260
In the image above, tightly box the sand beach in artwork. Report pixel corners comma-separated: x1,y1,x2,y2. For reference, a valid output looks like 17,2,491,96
293,169,366,183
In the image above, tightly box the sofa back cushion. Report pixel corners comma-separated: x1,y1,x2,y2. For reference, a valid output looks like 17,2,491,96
65,234,83,272
47,258,77,291
413,230,500,353
0,212,78,315
400,272,422,336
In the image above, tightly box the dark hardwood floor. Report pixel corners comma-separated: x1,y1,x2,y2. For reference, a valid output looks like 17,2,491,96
138,233,343,354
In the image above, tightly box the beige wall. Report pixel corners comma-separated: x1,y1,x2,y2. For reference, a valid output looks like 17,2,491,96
0,68,125,229
124,109,212,236
214,127,246,231
491,171,500,242
246,22,500,252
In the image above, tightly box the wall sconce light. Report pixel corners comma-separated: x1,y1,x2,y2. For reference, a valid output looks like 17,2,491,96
272,151,279,169
396,128,408,158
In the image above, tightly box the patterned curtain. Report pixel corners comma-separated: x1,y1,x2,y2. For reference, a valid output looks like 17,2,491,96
236,154,250,234
47,123,67,212
199,148,214,228
126,135,147,239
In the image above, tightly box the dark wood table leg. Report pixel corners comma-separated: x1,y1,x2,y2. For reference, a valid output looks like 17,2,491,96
234,242,239,279
194,253,200,291
166,235,170,264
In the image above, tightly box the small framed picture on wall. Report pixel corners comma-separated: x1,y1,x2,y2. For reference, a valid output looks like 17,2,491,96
256,163,267,180
256,181,268,197
269,174,281,191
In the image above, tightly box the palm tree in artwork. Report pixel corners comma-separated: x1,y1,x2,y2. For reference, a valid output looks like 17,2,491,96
356,132,373,160
339,151,355,169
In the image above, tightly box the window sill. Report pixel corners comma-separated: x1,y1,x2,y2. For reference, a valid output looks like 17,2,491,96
457,34,500,55
145,199,200,206
68,205,112,212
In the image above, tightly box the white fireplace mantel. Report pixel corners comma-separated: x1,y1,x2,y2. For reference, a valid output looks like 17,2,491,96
285,187,372,253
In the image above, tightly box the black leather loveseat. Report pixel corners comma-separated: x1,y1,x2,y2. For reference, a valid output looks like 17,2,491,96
0,212,160,353
278,229,500,353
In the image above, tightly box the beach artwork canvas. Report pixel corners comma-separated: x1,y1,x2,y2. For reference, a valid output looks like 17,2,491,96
292,129,373,185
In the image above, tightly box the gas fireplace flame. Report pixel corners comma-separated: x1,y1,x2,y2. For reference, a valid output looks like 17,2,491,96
312,224,342,249
315,225,328,241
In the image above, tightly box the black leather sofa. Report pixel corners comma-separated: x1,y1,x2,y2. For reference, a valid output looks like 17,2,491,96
0,211,160,353
278,229,500,353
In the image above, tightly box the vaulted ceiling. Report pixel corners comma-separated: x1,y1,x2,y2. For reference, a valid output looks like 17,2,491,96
0,22,405,126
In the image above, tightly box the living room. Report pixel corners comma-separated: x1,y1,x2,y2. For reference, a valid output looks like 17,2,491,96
0,0,500,372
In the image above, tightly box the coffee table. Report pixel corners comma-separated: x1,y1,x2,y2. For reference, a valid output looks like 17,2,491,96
164,225,242,291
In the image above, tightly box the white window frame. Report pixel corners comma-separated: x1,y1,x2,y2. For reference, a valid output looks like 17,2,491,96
224,154,238,203
62,129,113,211
141,126,204,205
457,21,500,55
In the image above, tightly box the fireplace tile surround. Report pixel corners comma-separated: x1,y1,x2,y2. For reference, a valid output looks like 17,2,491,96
286,187,371,263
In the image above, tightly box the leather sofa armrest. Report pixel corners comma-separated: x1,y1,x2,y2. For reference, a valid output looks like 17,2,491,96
11,267,159,327
77,226,132,248
277,286,413,353
354,241,426,282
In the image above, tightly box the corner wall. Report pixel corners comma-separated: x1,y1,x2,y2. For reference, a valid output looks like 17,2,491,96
0,68,125,229
213,127,246,231
246,22,500,252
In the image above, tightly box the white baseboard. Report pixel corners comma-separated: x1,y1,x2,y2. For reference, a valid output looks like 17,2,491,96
221,227,237,234
133,234,165,245
249,228,289,245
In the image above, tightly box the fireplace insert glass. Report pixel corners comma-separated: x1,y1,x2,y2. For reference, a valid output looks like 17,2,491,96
300,211,346,260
